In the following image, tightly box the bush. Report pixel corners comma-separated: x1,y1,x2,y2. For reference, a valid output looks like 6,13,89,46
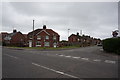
102,37,120,55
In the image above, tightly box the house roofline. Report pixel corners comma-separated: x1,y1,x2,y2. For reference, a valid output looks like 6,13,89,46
36,29,50,35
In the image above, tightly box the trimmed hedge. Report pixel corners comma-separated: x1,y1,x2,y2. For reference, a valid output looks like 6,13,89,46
102,37,120,55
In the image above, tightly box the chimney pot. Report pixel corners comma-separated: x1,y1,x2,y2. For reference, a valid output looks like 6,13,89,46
43,25,46,29
77,32,79,36
13,29,17,33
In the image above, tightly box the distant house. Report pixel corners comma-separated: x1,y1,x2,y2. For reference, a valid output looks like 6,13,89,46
112,30,119,37
1,29,27,46
0,32,8,45
68,32,101,47
27,25,60,47
0,32,8,42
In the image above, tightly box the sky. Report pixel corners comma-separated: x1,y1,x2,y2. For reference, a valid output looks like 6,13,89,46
1,2,119,40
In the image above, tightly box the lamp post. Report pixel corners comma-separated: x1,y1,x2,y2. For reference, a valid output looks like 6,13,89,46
68,29,70,41
68,29,70,37
33,20,34,47
80,30,82,36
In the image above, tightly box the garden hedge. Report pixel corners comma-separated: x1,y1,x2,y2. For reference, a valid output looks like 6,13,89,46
102,37,120,55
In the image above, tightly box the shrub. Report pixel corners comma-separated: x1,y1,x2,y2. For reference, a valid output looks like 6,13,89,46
102,37,120,55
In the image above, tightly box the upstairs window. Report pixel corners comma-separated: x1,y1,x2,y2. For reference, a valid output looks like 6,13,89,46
53,36,56,40
29,35,32,39
45,36,49,39
37,35,41,39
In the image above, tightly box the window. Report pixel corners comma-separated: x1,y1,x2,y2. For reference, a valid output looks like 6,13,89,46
53,36,56,40
44,42,49,46
36,41,41,47
29,35,32,39
53,42,57,48
46,36,49,39
37,35,41,39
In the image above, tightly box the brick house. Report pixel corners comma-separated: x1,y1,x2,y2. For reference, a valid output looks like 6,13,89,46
27,25,60,47
1,29,27,46
68,32,101,47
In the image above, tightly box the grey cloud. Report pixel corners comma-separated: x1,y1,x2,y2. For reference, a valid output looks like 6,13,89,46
2,2,118,40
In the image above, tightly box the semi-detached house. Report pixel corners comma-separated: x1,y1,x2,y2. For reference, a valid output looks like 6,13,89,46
1,30,27,46
27,25,60,47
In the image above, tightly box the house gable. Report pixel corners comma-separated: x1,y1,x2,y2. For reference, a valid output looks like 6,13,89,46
11,32,25,42
36,30,50,36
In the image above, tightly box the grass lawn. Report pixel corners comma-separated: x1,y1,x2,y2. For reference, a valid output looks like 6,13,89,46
5,46,80,50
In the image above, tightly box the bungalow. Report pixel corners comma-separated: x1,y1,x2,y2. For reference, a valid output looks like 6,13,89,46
27,25,60,47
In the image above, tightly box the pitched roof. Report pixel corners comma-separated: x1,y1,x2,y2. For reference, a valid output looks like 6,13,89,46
4,31,23,40
45,29,59,36
28,29,42,36
68,34,78,38
28,28,59,36
69,34,91,39
23,34,27,38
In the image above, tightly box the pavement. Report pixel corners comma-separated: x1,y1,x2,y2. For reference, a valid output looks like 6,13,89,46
2,46,119,79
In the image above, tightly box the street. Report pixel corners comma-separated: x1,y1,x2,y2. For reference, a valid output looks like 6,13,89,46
2,46,119,79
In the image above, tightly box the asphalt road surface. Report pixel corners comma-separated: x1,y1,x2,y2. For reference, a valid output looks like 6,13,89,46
2,46,119,79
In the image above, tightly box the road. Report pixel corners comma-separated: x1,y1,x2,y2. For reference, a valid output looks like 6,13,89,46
2,46,119,79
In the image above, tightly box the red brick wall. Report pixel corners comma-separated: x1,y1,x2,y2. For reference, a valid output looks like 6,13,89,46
29,31,60,47
68,36,78,42
10,32,26,46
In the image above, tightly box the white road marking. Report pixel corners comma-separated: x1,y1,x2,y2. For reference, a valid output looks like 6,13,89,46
4,54,18,59
32,62,78,78
93,59,101,62
58,55,64,57
81,58,89,60
104,60,116,64
100,49,103,51
72,57,80,59
38,53,116,65
46,54,50,56
64,56,71,58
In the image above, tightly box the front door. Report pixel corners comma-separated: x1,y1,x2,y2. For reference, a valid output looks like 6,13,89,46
29,40,32,47
53,43,57,48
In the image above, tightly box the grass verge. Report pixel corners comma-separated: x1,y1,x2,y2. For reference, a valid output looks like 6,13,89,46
4,46,80,50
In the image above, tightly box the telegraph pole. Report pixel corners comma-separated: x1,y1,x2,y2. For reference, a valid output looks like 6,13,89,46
68,29,70,41
68,29,70,37
80,30,82,36
33,20,34,47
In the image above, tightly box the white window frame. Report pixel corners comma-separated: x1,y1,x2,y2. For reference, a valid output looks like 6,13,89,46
37,35,41,40
29,35,32,39
53,36,56,40
45,36,49,39
44,42,49,47
36,41,41,47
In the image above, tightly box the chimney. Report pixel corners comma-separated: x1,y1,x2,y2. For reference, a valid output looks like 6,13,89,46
43,25,46,29
13,29,17,33
77,32,79,36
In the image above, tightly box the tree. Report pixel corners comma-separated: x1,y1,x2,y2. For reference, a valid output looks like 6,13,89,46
112,30,119,37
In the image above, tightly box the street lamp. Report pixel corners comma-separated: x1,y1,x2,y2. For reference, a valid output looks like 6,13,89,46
68,29,70,37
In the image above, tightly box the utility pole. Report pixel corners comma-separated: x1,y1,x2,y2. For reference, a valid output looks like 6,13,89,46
68,29,70,41
68,29,70,37
80,30,82,36
33,20,34,47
